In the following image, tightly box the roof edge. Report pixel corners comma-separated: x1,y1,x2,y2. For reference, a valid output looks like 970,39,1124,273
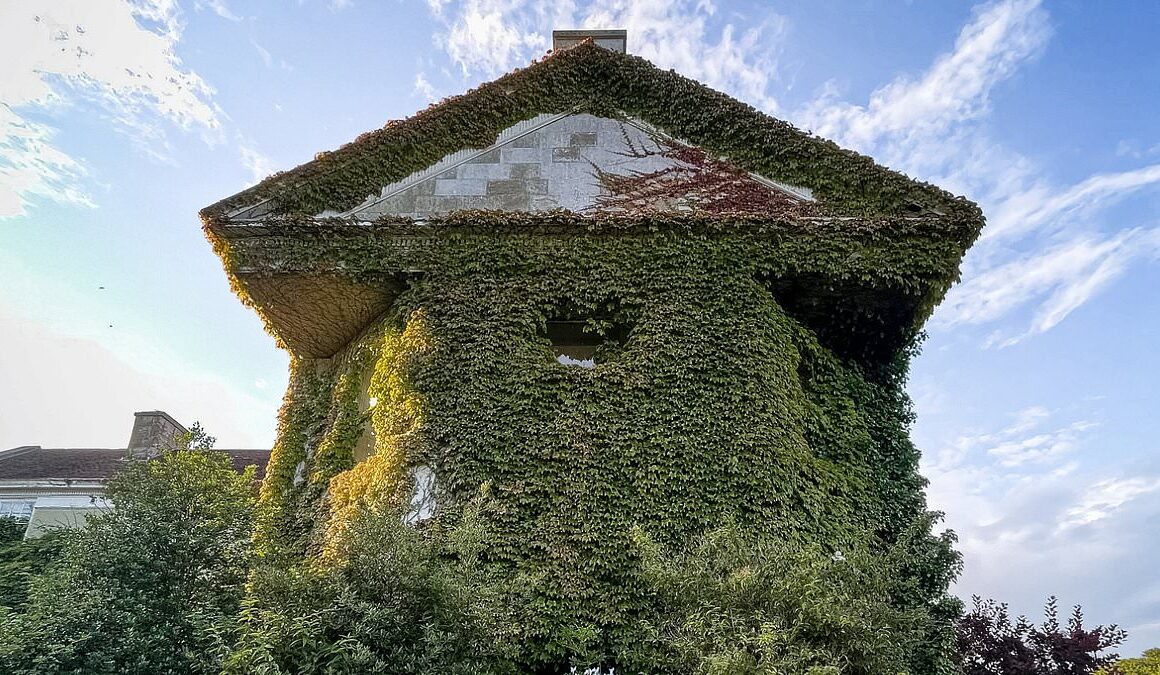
200,42,983,229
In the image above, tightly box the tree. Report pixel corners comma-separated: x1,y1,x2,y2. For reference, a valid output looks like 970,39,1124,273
0,424,257,674
0,519,63,611
956,596,1126,675
620,524,935,675
1101,648,1160,675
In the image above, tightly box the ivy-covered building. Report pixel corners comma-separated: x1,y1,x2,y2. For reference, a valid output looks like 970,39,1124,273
203,31,983,673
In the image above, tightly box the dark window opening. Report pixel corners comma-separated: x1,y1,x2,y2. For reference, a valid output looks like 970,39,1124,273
542,299,634,369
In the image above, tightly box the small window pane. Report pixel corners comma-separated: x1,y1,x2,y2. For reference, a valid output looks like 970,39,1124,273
0,500,34,522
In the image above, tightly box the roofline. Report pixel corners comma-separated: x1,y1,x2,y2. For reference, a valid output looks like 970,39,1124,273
0,479,109,489
0,446,42,458
200,41,982,226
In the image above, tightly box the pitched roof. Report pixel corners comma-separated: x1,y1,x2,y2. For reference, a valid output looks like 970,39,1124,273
201,40,984,363
0,447,272,482
202,41,979,223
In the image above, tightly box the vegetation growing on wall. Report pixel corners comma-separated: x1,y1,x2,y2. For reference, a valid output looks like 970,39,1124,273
198,38,990,674
201,41,982,221
229,228,966,673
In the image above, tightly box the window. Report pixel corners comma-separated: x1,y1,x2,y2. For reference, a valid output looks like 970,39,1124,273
403,466,437,525
543,298,634,369
354,364,377,463
0,499,34,522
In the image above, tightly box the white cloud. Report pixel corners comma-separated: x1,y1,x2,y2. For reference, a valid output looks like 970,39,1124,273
413,72,439,103
1060,477,1160,530
0,0,219,217
802,0,1050,157
937,228,1160,342
195,0,242,22
251,39,274,68
425,0,786,113
920,402,1160,649
985,163,1160,242
795,0,1160,343
239,143,277,185
0,109,95,217
927,405,1091,472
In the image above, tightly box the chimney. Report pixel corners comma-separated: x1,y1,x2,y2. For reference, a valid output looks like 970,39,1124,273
552,29,627,54
126,411,187,459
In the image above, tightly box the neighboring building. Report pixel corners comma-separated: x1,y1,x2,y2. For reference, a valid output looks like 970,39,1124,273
200,30,984,669
0,411,270,538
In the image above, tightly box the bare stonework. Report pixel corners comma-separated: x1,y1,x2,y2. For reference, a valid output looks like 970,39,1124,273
340,114,812,220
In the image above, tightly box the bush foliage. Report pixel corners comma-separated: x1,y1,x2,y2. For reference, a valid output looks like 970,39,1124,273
0,429,257,675
0,519,63,612
956,596,1126,675
0,429,1132,674
226,504,952,674
1102,649,1160,675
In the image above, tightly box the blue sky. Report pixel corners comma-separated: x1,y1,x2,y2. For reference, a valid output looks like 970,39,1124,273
2,0,1158,657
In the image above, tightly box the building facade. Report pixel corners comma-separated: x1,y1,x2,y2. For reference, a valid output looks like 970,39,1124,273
202,31,983,670
0,411,269,537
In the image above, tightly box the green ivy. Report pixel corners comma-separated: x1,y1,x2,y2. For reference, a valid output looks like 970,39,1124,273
206,40,980,674
201,42,982,222
234,229,963,672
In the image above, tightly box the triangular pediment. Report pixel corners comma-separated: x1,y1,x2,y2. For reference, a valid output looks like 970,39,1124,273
312,113,814,220
202,41,985,361
204,42,980,223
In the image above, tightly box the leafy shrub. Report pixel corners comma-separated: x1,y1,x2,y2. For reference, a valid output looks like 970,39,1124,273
0,520,63,611
956,596,1126,675
619,524,933,675
1100,648,1160,675
0,428,257,675
223,505,509,675
229,506,951,675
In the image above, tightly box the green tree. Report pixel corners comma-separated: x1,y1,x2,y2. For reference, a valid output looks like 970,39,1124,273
0,519,64,611
0,425,257,674
1102,648,1160,675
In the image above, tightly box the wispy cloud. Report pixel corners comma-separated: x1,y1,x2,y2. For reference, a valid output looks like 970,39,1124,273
1060,477,1160,530
937,228,1160,344
424,0,787,113
251,39,274,68
0,109,95,217
795,0,1160,344
985,164,1160,242
413,72,439,103
920,401,1160,650
239,143,276,185
801,0,1050,160
927,405,1093,472
0,0,219,217
195,0,242,22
